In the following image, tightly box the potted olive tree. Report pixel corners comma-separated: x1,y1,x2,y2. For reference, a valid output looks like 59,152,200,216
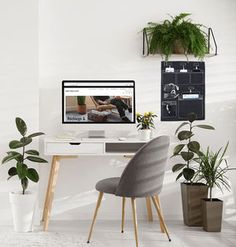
194,143,230,232
143,13,208,61
172,113,215,226
1,117,47,232
136,112,157,140
77,96,87,115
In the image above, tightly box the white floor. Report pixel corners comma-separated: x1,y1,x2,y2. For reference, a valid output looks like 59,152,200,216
1,220,235,247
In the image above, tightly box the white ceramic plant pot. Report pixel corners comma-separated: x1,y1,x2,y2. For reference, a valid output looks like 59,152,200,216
9,191,37,232
138,129,152,141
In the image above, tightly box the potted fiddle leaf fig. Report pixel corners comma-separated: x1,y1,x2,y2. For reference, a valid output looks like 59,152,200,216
143,13,208,61
77,96,87,115
194,143,230,232
172,112,215,226
1,117,47,232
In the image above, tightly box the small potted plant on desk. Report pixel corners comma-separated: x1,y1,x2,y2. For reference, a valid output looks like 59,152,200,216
136,112,157,141
1,117,47,232
77,96,87,115
194,143,230,232
172,113,215,226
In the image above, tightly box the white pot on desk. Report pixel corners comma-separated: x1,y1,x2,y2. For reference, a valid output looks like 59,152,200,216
138,129,152,141
9,191,37,232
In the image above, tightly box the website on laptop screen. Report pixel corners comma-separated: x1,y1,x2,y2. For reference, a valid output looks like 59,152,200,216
62,81,135,123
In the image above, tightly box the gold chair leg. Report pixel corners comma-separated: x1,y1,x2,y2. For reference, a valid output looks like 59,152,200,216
131,198,139,247
87,192,104,243
121,197,126,233
154,195,165,233
145,197,153,222
151,196,171,242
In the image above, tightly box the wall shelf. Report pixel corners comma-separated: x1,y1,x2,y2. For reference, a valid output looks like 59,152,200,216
142,27,218,58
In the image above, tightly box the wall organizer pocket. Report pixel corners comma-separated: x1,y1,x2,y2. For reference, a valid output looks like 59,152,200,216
161,61,205,121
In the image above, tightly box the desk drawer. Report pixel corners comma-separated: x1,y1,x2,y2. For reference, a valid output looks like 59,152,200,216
45,142,104,155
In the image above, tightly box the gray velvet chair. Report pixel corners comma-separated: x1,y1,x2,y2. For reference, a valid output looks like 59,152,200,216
87,136,171,247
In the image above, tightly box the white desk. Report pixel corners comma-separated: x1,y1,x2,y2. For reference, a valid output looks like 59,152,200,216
42,137,154,231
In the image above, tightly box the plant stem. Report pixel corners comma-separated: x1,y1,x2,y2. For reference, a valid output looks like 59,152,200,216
210,187,212,201
22,143,25,194
22,145,25,161
186,122,192,169
187,123,192,183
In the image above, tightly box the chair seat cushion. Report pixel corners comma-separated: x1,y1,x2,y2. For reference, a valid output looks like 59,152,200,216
95,177,120,194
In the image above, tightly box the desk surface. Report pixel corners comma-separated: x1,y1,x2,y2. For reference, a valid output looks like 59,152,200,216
44,136,150,156
45,136,149,143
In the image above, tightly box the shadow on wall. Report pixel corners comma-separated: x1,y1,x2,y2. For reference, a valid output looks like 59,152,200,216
38,85,236,220
46,169,180,220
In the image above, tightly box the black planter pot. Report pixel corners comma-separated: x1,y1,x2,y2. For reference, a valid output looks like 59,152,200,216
202,198,223,232
181,182,208,226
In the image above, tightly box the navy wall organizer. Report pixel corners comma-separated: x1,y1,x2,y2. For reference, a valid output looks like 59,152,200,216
161,61,205,121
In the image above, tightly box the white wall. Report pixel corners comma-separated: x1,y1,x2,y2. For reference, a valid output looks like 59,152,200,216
1,0,236,224
0,0,39,224
38,0,236,221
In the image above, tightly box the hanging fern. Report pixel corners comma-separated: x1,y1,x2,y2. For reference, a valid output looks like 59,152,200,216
144,13,208,61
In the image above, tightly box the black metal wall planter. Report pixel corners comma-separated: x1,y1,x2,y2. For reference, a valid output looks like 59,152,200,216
142,27,218,58
161,61,205,121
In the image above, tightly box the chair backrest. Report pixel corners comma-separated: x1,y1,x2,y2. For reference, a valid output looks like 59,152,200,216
115,135,170,198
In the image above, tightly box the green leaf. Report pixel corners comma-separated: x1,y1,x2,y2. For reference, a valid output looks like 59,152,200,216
175,122,189,135
180,151,194,161
183,168,195,181
26,156,48,163
197,150,204,156
9,137,32,149
173,144,185,155
2,153,21,164
193,157,201,163
172,163,186,172
25,150,39,156
28,132,45,138
9,140,24,149
178,131,193,140
219,141,229,160
7,151,21,156
194,125,215,130
20,137,32,146
15,117,27,136
187,112,196,123
176,172,183,181
21,178,28,194
8,167,17,178
16,163,28,179
7,152,23,162
188,141,200,152
27,168,39,183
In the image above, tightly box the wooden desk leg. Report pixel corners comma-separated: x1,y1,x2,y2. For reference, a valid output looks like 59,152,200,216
42,155,60,231
146,197,153,222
